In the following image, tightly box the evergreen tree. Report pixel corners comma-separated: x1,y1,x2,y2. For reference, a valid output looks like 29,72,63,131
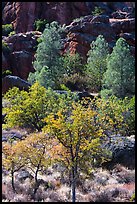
101,37,135,99
86,35,109,91
62,52,84,76
28,21,65,89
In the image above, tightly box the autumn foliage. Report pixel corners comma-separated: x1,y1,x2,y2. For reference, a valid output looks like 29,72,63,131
2,82,135,202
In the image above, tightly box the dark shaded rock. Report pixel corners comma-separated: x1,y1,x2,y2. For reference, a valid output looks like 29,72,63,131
16,169,34,181
91,15,109,23
2,129,27,142
10,51,34,79
110,18,135,34
2,52,10,71
2,114,6,124
120,31,135,45
111,6,134,19
2,31,41,80
102,135,135,169
2,75,31,94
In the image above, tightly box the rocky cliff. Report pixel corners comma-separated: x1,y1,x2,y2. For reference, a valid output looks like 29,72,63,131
2,2,135,92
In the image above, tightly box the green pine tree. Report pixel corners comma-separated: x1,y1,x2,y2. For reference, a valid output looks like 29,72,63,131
28,21,65,89
86,35,109,91
101,37,135,99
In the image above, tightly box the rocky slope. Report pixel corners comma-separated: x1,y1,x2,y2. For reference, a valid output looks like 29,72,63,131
2,2,135,93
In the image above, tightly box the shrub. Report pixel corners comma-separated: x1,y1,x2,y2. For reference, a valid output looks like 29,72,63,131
130,192,135,202
2,70,12,78
122,96,135,135
72,16,84,23
2,40,10,53
34,19,49,32
95,95,135,136
2,24,14,36
8,31,15,37
62,52,85,76
61,73,88,91
92,6,104,16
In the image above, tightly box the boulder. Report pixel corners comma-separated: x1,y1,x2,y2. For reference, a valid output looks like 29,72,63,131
10,51,34,79
111,6,134,19
2,31,41,80
2,75,31,94
15,169,33,181
2,52,10,70
110,18,135,34
2,129,27,142
102,135,135,169
119,32,135,46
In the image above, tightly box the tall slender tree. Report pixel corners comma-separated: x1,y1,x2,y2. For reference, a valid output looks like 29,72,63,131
28,21,65,89
86,35,109,91
101,37,135,98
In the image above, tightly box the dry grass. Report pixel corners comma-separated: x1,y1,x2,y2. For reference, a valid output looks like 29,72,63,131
2,163,135,202
2,129,135,202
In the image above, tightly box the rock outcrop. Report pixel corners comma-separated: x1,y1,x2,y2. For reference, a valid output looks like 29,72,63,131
64,15,116,61
64,15,135,60
2,75,31,94
2,129,27,142
102,134,135,169
2,2,134,33
2,31,41,80
2,2,91,33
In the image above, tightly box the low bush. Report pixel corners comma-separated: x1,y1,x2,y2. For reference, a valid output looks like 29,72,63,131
9,31,15,37
92,6,104,16
2,24,14,36
2,40,10,53
35,19,49,32
61,73,89,91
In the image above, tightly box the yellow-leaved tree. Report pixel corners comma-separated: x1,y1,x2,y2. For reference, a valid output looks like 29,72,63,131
43,101,111,202
2,139,28,192
19,133,53,197
2,133,53,197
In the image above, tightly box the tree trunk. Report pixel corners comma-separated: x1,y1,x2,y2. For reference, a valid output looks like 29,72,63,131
33,146,45,198
33,164,40,196
71,164,77,202
99,65,102,91
11,168,16,192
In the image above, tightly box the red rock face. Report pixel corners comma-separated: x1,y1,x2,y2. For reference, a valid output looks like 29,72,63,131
64,15,111,60
2,2,90,33
63,15,135,60
3,31,41,80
